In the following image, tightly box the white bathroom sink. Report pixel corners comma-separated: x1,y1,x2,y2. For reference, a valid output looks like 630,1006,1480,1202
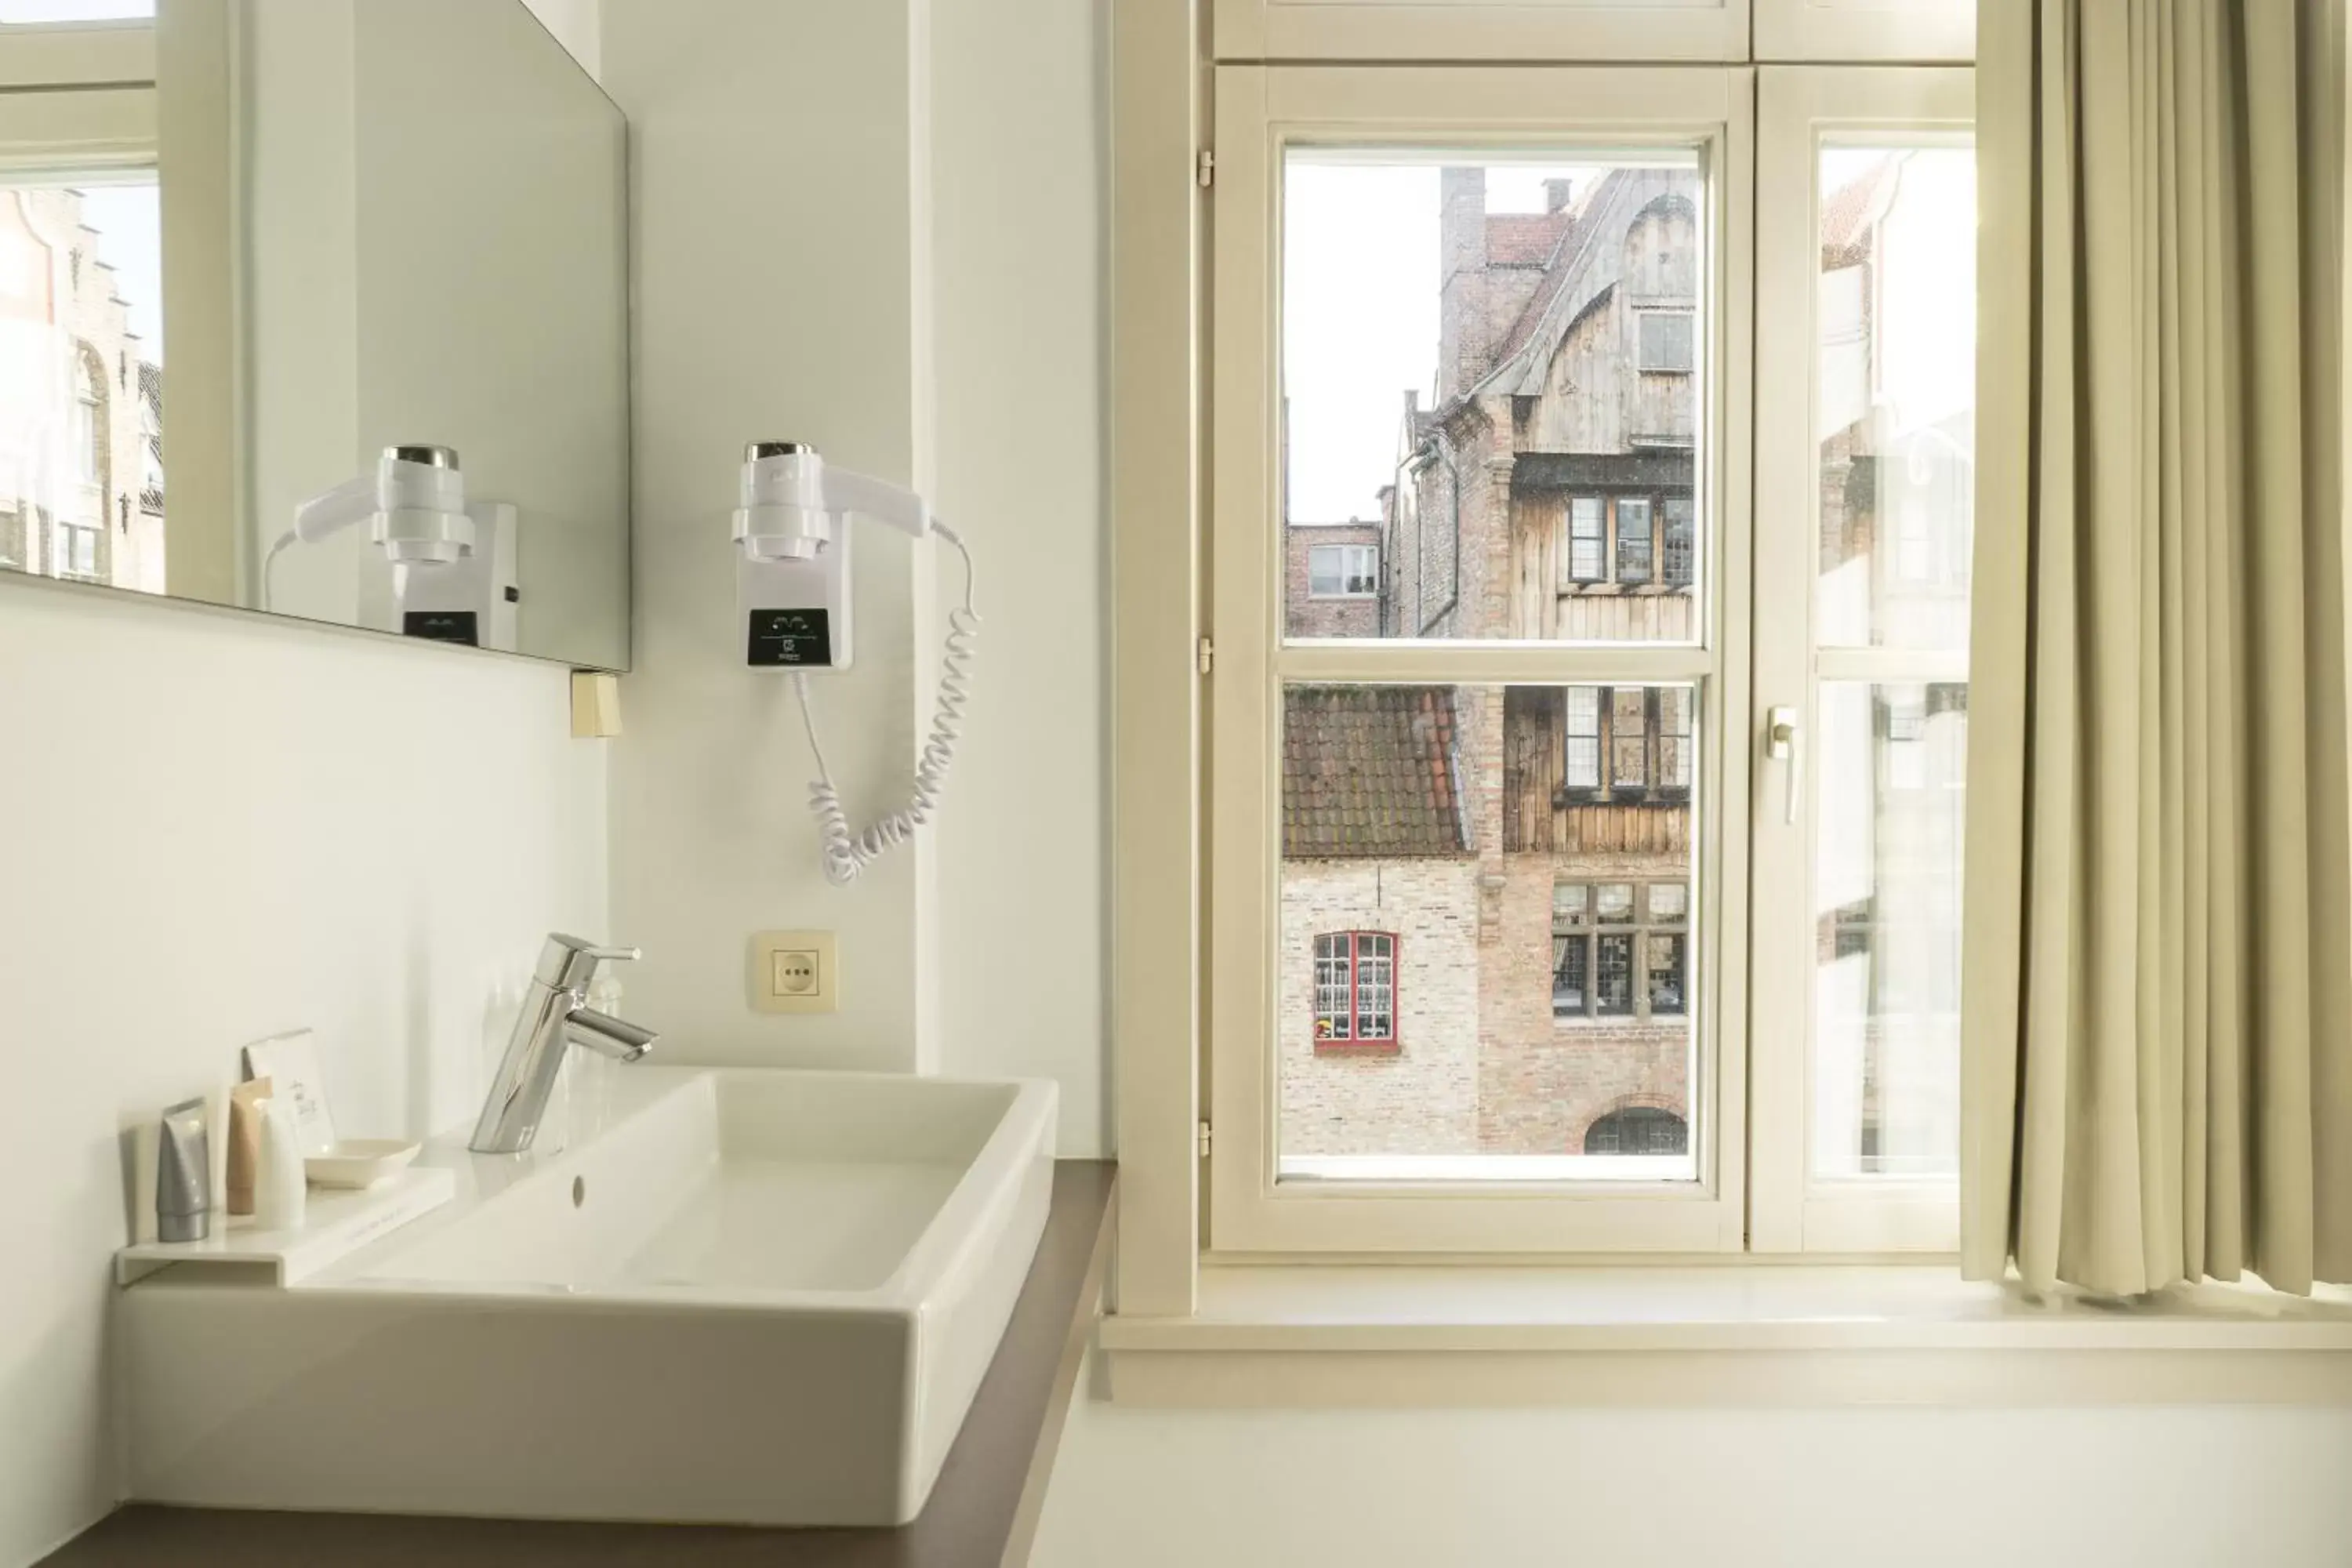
118,1066,1059,1527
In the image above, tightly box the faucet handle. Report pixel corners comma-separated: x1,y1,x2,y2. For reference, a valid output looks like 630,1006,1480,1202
536,934,642,990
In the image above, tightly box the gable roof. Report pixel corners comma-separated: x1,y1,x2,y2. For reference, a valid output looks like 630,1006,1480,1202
1283,685,1469,858
1486,209,1574,267
1475,168,1700,400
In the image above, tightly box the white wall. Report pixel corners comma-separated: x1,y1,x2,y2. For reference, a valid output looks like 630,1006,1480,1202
601,0,934,1084
1034,1361,2352,1567
930,0,1109,1149
0,9,619,1563
0,582,607,1566
667,8,2347,1564
600,0,1108,1154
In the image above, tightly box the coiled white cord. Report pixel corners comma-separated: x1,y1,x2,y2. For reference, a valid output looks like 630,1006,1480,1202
793,520,978,885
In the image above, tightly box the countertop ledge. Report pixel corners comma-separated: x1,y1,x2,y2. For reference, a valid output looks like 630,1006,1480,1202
1097,1264,2352,1408
45,1161,1116,1568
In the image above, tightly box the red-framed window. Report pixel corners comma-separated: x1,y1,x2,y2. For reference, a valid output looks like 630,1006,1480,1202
1312,931,1398,1046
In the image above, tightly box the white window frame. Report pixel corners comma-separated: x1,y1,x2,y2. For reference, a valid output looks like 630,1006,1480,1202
1748,65,1975,1255
1106,0,1980,1312
1306,541,1378,599
0,19,158,601
1754,0,1974,65
1214,0,1753,67
1209,64,1755,1254
0,16,150,89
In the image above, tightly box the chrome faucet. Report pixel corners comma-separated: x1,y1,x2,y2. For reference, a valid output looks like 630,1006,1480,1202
470,934,659,1154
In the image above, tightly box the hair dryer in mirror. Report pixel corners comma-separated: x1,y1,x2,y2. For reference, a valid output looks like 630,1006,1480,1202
263,445,519,652
731,441,978,886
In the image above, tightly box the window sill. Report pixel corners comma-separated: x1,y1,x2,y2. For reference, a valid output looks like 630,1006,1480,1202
1312,1040,1401,1057
1098,1265,2352,1407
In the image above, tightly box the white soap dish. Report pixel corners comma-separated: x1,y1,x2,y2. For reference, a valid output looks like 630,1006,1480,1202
303,1139,421,1189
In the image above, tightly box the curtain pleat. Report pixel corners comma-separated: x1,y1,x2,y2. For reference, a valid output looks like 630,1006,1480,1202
1964,0,2352,1296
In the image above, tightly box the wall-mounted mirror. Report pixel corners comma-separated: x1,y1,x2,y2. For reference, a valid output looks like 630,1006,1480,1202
0,0,629,671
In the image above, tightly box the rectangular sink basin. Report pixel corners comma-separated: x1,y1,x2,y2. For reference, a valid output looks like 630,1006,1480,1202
118,1067,1058,1527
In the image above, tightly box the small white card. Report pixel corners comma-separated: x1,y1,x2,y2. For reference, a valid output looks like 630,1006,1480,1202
241,1029,339,1156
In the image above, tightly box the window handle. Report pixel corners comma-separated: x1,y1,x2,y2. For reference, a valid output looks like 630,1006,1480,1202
1766,706,1802,827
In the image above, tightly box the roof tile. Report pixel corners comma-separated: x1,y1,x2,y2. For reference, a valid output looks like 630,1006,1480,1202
1283,686,1468,858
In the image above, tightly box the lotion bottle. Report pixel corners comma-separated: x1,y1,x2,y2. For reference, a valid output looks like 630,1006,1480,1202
254,1096,308,1231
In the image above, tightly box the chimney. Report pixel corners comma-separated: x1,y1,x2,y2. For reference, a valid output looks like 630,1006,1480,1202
1544,177,1575,214
1437,167,1490,401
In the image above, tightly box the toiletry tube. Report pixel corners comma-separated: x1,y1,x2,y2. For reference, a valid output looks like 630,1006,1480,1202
255,1096,307,1231
156,1098,212,1243
227,1077,273,1216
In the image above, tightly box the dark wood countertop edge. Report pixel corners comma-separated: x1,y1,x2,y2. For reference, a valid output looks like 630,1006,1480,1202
1000,1164,1116,1567
43,1160,1119,1568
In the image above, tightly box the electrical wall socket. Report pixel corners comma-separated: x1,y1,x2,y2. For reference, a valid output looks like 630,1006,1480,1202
750,930,837,1014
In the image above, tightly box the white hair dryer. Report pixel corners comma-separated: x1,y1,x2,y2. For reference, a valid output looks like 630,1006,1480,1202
263,445,518,650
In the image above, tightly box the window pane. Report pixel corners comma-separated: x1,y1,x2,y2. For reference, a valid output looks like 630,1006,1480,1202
1279,682,1699,1181
1595,934,1635,1015
1637,309,1695,373
1656,686,1693,792
1282,149,1704,643
1552,935,1588,1017
1610,689,1647,789
0,175,165,596
1565,496,1606,586
1313,932,1352,1040
1646,933,1686,1015
1817,144,1975,650
1563,684,1603,791
1356,933,1396,1040
1308,547,1341,596
1614,497,1653,584
1662,496,1695,586
1814,681,1966,1178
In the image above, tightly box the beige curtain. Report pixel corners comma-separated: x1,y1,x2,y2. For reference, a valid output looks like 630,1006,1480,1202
1963,0,2352,1295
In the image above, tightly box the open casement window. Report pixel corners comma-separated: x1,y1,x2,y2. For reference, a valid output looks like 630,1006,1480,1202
1748,67,1975,1254
1213,65,1754,1252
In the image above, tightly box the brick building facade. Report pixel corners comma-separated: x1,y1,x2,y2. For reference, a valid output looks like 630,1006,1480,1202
1283,518,1384,638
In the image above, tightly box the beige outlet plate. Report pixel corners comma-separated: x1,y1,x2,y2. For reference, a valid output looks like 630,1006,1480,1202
750,930,837,1014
